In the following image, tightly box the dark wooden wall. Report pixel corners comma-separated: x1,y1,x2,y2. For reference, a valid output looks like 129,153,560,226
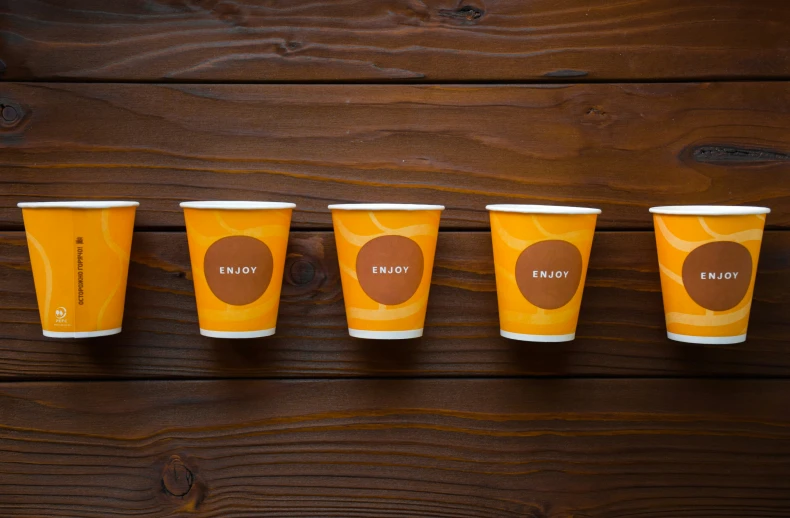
1,1,790,516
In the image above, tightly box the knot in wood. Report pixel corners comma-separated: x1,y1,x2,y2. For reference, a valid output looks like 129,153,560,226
439,5,484,23
2,105,18,122
162,456,194,497
691,145,789,164
1,103,22,128
289,259,316,285
586,106,605,117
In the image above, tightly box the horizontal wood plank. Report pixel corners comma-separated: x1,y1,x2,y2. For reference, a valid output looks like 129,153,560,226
1,230,788,379
2,82,790,229
2,1,789,82
1,378,790,516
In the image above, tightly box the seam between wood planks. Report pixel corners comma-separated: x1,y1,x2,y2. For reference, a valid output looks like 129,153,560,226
4,78,790,86
5,375,790,384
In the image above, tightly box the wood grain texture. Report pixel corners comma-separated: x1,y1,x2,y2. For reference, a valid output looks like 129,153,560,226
2,0,790,82
2,82,790,229
1,378,790,517
1,230,788,379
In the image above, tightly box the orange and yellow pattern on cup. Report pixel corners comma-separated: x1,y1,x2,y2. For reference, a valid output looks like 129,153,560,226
181,201,295,338
487,205,600,342
329,204,444,339
651,205,770,344
18,201,138,338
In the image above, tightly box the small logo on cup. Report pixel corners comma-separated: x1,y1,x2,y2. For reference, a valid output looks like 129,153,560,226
515,240,583,310
682,241,752,311
54,306,68,325
356,235,424,305
204,236,274,306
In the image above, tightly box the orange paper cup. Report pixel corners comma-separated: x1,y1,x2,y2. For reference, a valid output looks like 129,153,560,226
329,203,444,339
650,205,769,344
487,205,600,342
18,201,139,338
181,201,295,338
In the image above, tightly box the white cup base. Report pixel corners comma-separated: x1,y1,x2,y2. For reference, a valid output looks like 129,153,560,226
42,328,122,339
200,328,276,339
667,332,746,344
348,328,423,340
500,330,576,343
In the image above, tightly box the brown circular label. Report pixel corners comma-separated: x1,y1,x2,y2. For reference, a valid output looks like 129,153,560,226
515,240,583,310
356,235,424,305
204,236,274,306
682,241,752,311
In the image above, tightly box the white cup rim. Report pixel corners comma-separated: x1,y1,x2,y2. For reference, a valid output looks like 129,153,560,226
180,201,296,210
328,203,445,211
486,204,601,215
18,201,140,209
649,205,770,216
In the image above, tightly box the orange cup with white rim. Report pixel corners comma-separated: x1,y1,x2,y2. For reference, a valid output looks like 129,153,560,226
329,203,444,339
18,201,139,338
650,205,770,344
487,204,600,342
181,201,295,338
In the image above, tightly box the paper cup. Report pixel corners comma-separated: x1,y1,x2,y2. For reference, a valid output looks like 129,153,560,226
650,205,769,344
181,201,295,338
18,201,139,338
487,205,600,342
329,203,444,339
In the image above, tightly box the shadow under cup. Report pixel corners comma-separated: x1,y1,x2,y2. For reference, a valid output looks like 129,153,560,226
18,201,139,338
181,201,295,339
651,205,770,344
329,203,444,340
487,204,600,342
